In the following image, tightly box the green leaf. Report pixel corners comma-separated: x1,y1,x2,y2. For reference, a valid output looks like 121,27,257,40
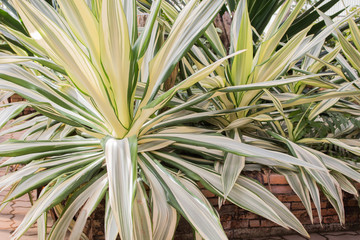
139,153,228,240
271,133,345,224
105,136,138,240
12,158,103,239
307,147,360,183
0,139,100,157
277,169,314,223
0,8,26,34
221,129,245,199
69,176,108,240
0,140,100,157
133,181,153,240
256,0,305,65
349,18,360,52
140,0,226,107
144,133,324,170
48,173,107,240
338,29,360,72
105,195,119,240
237,175,308,237
100,0,132,129
135,0,162,59
326,138,360,156
154,152,309,237
299,168,322,223
3,154,101,201
122,0,137,44
13,0,125,137
220,73,332,92
231,0,253,87
56,0,100,63
0,103,26,129
331,171,358,196
264,89,294,140
140,156,177,239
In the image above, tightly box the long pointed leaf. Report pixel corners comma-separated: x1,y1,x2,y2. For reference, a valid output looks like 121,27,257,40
105,136,138,240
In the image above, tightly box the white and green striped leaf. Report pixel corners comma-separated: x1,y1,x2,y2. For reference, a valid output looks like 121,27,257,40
0,139,100,157
222,129,245,199
11,157,104,239
48,173,107,240
141,156,177,240
154,151,309,237
100,0,132,129
105,136,137,240
144,133,323,170
139,153,228,240
230,0,253,87
0,103,26,129
133,181,153,240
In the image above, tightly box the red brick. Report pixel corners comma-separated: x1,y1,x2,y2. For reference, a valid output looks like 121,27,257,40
201,189,215,198
9,94,24,102
283,202,291,209
231,220,248,228
346,199,358,207
222,221,231,230
208,197,218,206
220,215,232,221
300,216,314,225
323,215,339,223
321,201,328,209
239,212,259,220
322,208,337,216
225,230,233,239
313,216,320,224
249,220,260,227
261,173,269,184
269,174,287,185
223,200,232,205
261,220,278,227
291,201,326,211
277,194,301,202
292,210,309,219
291,202,305,210
219,205,237,214
197,182,205,189
345,212,359,222
269,185,293,194
237,208,247,215
172,175,360,239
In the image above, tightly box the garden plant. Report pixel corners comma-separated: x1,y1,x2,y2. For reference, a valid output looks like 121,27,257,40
0,0,359,240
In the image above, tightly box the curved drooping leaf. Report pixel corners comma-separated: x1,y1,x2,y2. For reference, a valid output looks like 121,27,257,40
139,153,228,240
11,157,104,239
144,133,323,170
271,132,345,224
221,129,245,199
139,159,177,240
0,139,100,157
48,173,107,240
153,151,309,237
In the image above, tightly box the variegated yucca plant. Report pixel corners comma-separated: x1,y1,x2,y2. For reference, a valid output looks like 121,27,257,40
0,0,358,239
146,0,360,232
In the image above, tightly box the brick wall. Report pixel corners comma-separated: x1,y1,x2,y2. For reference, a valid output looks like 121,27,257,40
9,94,34,115
174,172,360,239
